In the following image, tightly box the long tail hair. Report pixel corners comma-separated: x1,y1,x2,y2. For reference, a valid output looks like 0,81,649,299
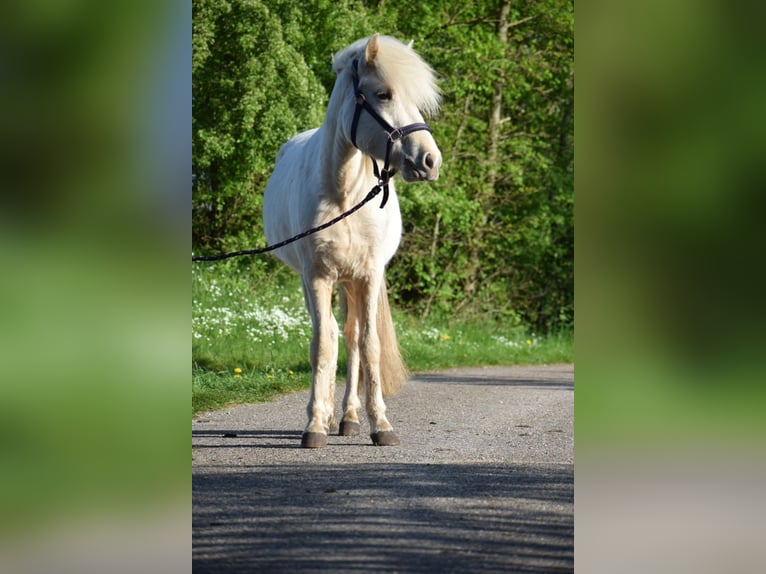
340,280,408,398
376,281,408,397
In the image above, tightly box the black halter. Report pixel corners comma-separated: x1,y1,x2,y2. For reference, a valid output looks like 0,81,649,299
349,58,432,208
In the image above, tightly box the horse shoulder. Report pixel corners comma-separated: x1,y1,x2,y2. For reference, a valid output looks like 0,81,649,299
275,128,319,165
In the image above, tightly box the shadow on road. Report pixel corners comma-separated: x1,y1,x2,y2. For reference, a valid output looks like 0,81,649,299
192,430,304,449
193,462,573,573
413,372,574,390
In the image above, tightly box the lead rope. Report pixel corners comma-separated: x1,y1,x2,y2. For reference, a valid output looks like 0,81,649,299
191,184,383,262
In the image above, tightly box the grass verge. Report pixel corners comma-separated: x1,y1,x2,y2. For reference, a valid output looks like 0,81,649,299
192,262,573,415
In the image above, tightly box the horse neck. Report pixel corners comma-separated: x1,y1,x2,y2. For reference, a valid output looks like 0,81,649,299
317,81,375,205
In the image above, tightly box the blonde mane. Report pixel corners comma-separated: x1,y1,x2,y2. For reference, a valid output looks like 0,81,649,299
332,35,441,118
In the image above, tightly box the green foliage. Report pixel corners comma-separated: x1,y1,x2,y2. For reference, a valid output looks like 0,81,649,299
192,0,574,333
379,0,574,331
192,0,327,253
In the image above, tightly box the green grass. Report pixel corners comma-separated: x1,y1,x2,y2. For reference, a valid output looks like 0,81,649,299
192,262,573,415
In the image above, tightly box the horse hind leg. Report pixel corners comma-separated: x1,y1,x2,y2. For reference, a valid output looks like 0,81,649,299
301,275,338,448
339,283,362,437
358,277,400,447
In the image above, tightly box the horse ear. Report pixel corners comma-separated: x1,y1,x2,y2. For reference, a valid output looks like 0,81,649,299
365,33,380,66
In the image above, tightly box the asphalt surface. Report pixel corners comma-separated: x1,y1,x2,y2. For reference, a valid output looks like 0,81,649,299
192,364,574,573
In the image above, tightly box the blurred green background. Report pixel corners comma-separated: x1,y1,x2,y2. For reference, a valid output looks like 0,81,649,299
577,3,766,571
0,1,189,571
577,0,766,445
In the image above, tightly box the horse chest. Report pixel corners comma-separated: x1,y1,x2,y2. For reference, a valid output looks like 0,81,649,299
313,209,401,277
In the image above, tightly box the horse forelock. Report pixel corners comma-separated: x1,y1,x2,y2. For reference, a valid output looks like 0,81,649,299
332,35,441,118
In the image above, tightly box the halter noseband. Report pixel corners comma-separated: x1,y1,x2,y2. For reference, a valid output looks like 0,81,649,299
349,58,432,208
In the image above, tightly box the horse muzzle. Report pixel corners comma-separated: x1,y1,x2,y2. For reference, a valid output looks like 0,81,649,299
402,148,442,182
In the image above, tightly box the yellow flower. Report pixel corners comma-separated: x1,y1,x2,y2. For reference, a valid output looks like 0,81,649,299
440,333,451,341
288,370,294,377
234,367,242,374
234,375,241,379
267,374,274,380
526,339,532,345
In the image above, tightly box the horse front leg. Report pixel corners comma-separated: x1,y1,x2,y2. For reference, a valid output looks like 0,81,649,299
339,283,362,437
302,275,338,448
359,277,399,446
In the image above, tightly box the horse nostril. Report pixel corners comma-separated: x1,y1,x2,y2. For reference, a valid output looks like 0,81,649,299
423,152,434,170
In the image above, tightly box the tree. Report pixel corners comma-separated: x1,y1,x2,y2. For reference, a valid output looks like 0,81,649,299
375,0,574,330
192,0,327,253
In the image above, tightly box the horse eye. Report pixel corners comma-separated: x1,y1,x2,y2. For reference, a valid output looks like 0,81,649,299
376,90,392,101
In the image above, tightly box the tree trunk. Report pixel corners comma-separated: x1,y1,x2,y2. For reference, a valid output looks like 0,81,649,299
463,0,511,305
487,0,510,192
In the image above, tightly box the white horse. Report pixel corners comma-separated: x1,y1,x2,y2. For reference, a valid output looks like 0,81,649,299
263,34,442,448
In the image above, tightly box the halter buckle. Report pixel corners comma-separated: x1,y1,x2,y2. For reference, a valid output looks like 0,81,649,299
387,128,404,142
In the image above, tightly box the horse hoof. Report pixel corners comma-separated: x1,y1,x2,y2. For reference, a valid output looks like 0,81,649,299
338,421,360,436
370,431,400,446
301,432,328,448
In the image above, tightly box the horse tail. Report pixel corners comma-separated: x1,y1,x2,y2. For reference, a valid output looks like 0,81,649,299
377,280,409,397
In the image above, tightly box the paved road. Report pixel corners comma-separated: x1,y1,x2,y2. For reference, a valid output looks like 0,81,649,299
192,364,574,573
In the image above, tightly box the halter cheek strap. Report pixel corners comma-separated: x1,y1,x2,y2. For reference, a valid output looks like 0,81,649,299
350,58,432,208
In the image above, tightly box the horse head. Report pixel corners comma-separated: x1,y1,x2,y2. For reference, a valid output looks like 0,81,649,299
340,34,442,183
